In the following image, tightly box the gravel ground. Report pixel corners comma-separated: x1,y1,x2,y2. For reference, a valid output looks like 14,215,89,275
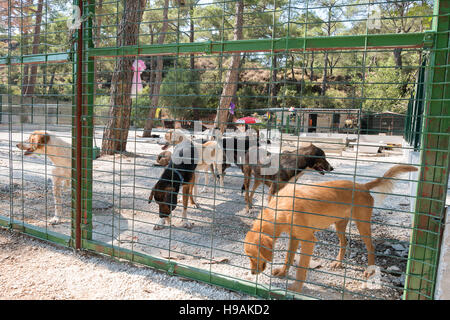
0,228,252,300
0,126,418,300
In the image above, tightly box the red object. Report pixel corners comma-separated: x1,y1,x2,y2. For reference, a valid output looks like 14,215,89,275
235,116,261,124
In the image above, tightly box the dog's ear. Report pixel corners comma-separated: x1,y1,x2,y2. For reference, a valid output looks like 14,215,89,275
259,234,274,262
33,132,50,146
148,189,155,204
176,133,184,144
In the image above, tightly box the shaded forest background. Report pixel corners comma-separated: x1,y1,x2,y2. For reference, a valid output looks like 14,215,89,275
0,0,433,152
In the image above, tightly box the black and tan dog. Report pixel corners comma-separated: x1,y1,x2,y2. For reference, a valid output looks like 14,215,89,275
159,129,224,194
242,144,334,212
244,164,417,293
149,142,199,230
213,133,266,193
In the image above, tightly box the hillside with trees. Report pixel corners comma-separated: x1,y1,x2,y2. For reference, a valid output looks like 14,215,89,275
0,0,433,150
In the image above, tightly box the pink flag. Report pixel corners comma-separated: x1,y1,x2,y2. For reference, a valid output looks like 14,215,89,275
131,59,146,97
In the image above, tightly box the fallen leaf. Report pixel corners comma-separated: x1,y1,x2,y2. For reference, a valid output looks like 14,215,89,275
201,257,229,265
309,259,322,269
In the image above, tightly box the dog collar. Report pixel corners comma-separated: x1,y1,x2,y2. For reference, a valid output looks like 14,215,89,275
170,168,184,184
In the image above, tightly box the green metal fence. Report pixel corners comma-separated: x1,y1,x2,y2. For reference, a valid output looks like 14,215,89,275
0,0,449,300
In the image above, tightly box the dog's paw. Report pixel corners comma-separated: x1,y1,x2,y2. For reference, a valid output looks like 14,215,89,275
363,265,377,278
200,187,207,193
153,224,165,231
272,267,287,278
190,201,200,209
181,220,193,229
330,261,344,270
49,216,61,225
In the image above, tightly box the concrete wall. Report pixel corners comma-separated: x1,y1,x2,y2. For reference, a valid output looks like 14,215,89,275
0,103,72,125
276,110,359,133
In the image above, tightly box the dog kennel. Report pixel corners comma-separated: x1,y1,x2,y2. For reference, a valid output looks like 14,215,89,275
0,0,448,300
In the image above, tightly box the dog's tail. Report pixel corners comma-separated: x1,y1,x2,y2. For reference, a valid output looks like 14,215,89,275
364,165,418,203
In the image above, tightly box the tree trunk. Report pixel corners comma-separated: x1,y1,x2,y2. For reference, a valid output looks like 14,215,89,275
189,6,200,121
23,0,43,97
321,8,332,96
21,0,32,97
101,0,146,155
93,0,103,99
141,0,169,137
290,54,296,81
394,48,403,69
321,51,328,96
214,0,244,132
47,68,55,94
270,54,278,106
19,0,33,123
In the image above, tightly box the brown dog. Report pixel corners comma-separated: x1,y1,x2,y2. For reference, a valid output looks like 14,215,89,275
244,164,417,293
242,144,334,212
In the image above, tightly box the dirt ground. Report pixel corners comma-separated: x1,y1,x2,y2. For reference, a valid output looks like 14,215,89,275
0,127,418,300
0,227,252,300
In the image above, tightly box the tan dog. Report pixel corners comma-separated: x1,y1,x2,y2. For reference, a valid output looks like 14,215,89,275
244,164,418,293
16,131,71,225
160,129,224,195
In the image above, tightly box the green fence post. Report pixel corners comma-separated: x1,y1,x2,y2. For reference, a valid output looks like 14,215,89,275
0,94,3,124
71,0,83,248
403,0,450,300
82,0,95,242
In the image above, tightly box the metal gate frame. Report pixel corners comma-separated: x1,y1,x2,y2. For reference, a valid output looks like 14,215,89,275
0,0,448,300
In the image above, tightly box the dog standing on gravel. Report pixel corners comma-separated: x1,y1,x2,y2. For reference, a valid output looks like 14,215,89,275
149,140,200,230
159,129,224,195
16,131,71,225
150,130,225,230
242,144,334,212
244,164,417,293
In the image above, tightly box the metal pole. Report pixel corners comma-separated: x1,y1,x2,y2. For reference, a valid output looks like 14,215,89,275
75,0,84,250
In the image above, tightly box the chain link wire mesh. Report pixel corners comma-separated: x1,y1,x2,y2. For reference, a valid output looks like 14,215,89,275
0,0,448,300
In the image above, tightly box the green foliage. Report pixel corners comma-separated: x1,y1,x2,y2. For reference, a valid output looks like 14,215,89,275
2,0,433,120
321,88,353,109
159,67,204,119
236,86,267,115
277,85,302,109
0,83,7,95
131,86,153,127
363,67,412,113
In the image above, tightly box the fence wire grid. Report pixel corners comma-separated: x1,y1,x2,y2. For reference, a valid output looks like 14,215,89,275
0,0,449,300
